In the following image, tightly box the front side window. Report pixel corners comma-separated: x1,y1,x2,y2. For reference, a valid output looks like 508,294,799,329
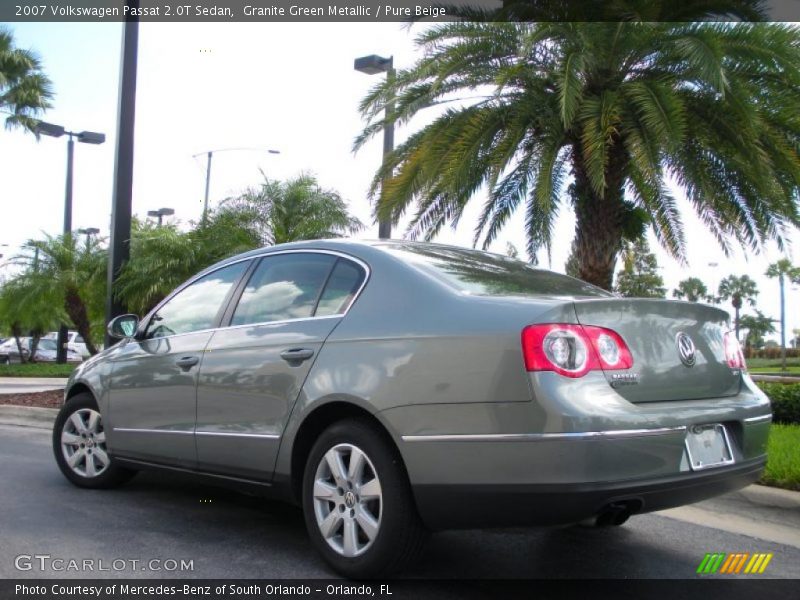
146,261,248,339
231,253,337,326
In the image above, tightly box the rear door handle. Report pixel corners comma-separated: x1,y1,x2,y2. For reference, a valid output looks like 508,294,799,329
280,348,315,364
175,356,200,370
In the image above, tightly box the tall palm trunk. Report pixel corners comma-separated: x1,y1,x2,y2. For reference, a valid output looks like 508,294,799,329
64,286,98,355
571,146,627,290
779,274,786,371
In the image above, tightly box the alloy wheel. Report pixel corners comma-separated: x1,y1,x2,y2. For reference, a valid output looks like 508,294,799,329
312,443,382,557
60,408,109,478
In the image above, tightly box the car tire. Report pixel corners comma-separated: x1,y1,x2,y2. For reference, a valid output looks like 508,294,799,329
302,418,427,578
52,392,137,489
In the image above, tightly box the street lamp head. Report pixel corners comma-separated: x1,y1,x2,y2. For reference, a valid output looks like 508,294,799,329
35,121,66,138
268,149,280,154
354,54,393,75
77,227,100,236
77,131,106,145
148,208,175,218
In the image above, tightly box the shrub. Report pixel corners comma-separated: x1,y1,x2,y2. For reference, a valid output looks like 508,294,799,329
756,382,800,425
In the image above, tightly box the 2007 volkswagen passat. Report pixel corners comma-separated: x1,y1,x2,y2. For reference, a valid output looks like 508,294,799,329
53,240,771,577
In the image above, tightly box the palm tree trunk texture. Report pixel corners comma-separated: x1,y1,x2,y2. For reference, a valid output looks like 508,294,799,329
780,275,786,371
571,147,627,290
64,286,98,355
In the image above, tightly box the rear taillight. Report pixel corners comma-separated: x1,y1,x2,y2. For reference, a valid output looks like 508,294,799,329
521,323,633,378
724,331,746,370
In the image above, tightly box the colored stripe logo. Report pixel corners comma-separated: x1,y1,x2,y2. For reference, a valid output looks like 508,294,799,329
697,552,773,574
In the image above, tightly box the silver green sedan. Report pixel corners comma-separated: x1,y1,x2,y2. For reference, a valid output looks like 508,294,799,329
53,240,771,577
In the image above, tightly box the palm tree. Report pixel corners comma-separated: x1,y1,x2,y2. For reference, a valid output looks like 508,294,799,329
738,311,776,354
115,217,260,316
717,275,759,340
217,173,362,245
116,176,362,315
0,275,62,362
356,15,800,290
14,233,107,355
0,27,53,132
672,278,710,303
765,258,800,371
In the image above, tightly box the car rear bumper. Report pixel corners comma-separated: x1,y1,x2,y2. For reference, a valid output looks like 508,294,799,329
412,457,765,529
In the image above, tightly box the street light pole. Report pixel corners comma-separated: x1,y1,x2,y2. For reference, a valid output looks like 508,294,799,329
355,54,395,240
35,122,105,363
106,5,140,348
65,137,74,233
195,147,280,224
203,151,212,224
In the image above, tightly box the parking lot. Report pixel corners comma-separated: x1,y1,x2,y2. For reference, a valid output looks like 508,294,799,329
0,423,797,580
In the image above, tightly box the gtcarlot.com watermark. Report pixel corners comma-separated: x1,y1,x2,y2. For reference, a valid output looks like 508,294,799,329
15,554,194,573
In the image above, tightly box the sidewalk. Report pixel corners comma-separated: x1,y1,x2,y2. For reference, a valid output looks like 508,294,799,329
0,377,68,394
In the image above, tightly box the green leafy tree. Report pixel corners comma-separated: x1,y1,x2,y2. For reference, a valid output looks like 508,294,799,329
1,27,53,132
217,173,362,245
117,175,362,315
0,275,62,362
614,238,666,298
356,15,800,290
115,217,260,316
717,274,759,339
13,233,107,355
738,310,776,353
672,277,710,303
765,258,800,370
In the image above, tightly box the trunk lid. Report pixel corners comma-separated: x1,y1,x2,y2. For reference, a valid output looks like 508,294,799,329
573,298,741,403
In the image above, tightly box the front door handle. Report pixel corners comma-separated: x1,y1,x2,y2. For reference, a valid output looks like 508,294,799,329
175,356,200,371
280,348,315,365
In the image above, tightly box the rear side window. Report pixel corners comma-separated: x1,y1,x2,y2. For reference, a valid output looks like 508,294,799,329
316,259,366,317
231,253,336,326
378,243,610,298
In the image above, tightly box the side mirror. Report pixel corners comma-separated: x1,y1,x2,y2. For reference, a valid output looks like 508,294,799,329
107,314,140,339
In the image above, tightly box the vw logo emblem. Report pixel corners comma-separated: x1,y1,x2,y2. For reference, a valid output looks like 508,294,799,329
676,332,696,367
344,491,356,508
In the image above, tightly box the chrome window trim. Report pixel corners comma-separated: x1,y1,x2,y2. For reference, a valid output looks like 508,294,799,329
742,414,772,424
139,248,370,341
401,426,687,442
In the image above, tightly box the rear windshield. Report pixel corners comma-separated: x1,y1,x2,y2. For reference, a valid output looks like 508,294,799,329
379,243,611,298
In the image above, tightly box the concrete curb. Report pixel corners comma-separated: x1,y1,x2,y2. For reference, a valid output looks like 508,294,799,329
0,405,59,430
0,377,68,395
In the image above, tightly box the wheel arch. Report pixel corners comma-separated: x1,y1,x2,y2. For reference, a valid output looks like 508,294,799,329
65,382,95,403
288,400,406,504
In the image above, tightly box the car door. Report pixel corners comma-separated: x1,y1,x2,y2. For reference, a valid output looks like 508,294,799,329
195,251,367,480
107,260,251,468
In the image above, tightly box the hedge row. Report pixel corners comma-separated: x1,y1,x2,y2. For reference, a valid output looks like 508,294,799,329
745,347,800,359
757,382,800,425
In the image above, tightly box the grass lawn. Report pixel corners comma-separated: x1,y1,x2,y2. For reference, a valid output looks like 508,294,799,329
0,363,77,378
761,424,800,491
747,357,800,373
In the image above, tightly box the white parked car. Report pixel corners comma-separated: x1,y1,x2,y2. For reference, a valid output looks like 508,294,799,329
0,337,82,364
43,331,93,358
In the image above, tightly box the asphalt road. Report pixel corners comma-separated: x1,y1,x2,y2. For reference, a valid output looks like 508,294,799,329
1,424,798,581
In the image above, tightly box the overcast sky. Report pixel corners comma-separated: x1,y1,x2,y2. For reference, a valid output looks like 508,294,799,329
1,22,798,342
